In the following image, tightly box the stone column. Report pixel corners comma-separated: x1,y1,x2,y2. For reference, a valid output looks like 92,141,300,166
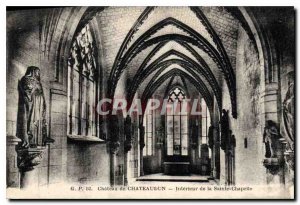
261,83,279,125
109,141,120,187
214,139,220,179
6,135,22,188
124,116,133,186
124,137,132,186
123,150,130,186
139,124,145,176
210,146,215,179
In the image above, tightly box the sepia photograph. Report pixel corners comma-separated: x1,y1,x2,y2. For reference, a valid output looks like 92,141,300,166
5,5,295,199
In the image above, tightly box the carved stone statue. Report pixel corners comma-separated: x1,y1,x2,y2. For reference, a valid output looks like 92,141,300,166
231,134,236,148
139,123,145,149
108,114,120,154
220,109,229,150
283,81,294,151
16,66,54,148
208,125,214,149
124,115,132,152
190,123,198,149
263,120,281,158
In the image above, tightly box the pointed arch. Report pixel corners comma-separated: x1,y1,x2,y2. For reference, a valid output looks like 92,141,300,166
108,17,236,117
128,56,222,111
141,68,214,115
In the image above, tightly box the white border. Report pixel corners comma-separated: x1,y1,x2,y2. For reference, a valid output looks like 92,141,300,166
1,1,298,204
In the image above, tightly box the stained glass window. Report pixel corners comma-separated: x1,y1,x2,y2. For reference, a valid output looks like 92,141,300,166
67,24,99,138
166,87,188,156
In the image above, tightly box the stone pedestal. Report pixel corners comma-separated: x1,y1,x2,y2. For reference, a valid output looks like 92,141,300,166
109,141,120,186
263,158,284,185
17,146,46,189
124,139,132,186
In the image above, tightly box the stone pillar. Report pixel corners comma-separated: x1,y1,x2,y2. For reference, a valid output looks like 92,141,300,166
261,83,279,124
17,147,46,189
6,135,22,188
139,124,145,176
124,153,128,186
109,141,120,187
214,142,220,179
124,116,133,186
208,125,215,179
210,146,215,178
124,137,132,186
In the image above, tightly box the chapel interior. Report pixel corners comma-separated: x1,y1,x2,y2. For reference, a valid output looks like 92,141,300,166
6,6,295,197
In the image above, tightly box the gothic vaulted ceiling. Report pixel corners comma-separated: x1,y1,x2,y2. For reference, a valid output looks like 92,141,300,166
95,6,242,118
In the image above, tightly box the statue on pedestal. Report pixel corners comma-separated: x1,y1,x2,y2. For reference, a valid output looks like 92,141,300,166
263,120,281,158
220,109,229,150
16,66,54,148
283,81,294,151
139,123,145,149
208,125,214,149
124,115,132,152
109,114,120,154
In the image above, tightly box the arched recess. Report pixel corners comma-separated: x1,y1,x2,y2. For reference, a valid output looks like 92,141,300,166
108,17,236,118
141,68,214,119
227,7,280,125
128,57,222,113
46,7,106,141
53,7,105,87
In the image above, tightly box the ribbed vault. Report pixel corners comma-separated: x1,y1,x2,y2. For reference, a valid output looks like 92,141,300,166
103,7,239,118
140,68,214,115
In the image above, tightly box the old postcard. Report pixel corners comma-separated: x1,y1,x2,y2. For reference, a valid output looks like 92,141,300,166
6,6,295,199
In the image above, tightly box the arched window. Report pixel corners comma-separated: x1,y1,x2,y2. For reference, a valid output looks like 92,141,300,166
199,98,211,157
201,98,210,144
166,87,188,156
67,24,99,138
143,99,155,156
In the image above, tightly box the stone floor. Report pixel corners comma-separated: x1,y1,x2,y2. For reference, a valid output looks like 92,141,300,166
135,173,215,183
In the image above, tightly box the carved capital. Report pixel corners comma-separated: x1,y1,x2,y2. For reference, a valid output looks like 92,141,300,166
109,141,120,154
124,139,132,153
17,147,46,172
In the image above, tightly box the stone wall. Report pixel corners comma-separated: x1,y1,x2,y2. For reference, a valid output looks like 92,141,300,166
220,26,265,185
6,8,111,188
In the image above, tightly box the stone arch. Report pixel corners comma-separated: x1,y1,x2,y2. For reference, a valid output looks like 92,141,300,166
141,68,214,116
129,57,222,111
108,18,236,117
